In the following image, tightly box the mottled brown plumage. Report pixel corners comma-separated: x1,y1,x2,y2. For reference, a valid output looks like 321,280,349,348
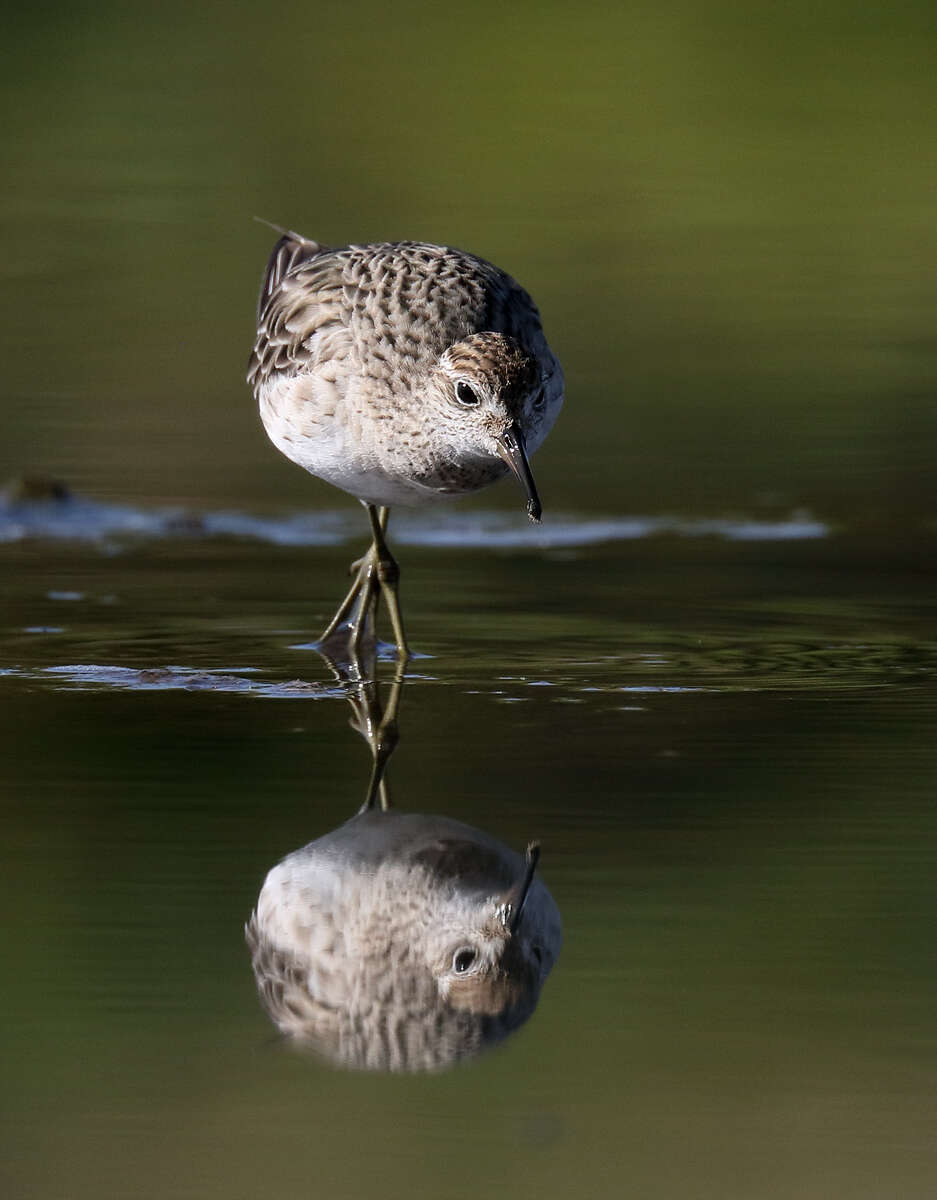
247,230,564,651
246,810,561,1072
248,232,562,509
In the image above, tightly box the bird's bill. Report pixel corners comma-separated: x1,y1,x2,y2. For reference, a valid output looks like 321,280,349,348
495,424,542,523
508,841,541,934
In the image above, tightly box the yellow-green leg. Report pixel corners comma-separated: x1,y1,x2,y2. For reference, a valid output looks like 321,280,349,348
365,505,409,658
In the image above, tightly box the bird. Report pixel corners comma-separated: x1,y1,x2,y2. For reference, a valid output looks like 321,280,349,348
246,808,562,1072
247,229,564,655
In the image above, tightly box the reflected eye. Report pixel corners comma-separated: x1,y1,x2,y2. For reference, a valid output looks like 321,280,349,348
532,386,546,412
452,947,477,973
455,381,480,407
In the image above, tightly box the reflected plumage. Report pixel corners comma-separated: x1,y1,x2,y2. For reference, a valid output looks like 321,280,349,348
246,810,562,1072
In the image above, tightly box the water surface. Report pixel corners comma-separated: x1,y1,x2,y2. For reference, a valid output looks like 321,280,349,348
3,519,936,1199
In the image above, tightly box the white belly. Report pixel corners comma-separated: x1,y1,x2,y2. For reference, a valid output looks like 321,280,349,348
259,379,453,507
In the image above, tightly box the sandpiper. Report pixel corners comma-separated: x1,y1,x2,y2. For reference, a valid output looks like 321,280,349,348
247,230,564,654
246,810,561,1071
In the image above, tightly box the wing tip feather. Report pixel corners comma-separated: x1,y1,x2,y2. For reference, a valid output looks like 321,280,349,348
254,219,327,320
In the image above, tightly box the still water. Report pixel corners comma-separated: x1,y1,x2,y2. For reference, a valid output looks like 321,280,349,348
3,0,937,1196
2,518,936,1198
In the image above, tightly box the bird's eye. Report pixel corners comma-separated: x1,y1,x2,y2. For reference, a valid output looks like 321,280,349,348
532,386,546,411
455,381,480,407
452,947,477,973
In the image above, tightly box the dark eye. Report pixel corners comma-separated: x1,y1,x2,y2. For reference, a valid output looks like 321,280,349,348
532,386,546,411
452,947,477,973
456,381,480,406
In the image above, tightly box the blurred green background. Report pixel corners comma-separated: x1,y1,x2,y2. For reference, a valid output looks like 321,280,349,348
4,0,936,531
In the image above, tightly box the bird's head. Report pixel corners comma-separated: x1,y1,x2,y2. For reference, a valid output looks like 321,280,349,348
428,332,563,521
425,842,558,1018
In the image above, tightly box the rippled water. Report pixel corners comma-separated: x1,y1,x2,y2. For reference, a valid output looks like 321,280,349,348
3,511,936,1198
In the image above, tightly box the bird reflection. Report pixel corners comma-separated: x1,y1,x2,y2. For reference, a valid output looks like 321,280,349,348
246,641,561,1072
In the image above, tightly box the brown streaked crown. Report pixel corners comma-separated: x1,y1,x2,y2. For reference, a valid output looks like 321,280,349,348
441,332,541,409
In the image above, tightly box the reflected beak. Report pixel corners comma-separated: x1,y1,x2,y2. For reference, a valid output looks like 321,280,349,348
495,423,542,523
508,841,541,935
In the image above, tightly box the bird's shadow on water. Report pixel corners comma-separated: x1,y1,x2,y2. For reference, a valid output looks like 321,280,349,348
244,634,564,1074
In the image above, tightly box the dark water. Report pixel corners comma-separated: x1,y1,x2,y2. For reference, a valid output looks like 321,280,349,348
4,0,937,1196
3,520,936,1198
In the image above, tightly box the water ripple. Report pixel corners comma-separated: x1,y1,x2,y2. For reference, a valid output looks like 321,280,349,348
33,664,344,699
0,488,829,549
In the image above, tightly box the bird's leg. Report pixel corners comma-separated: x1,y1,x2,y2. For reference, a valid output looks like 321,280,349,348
319,559,371,645
318,522,383,648
366,505,409,657
319,506,407,659
348,557,380,656
346,506,389,577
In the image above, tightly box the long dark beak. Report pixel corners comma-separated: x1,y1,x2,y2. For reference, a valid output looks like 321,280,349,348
495,423,542,523
508,841,541,934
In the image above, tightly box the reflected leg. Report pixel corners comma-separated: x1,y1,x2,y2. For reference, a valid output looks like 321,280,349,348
360,660,405,812
317,634,405,813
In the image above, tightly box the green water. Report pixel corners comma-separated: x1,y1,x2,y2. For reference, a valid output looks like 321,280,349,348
3,1,937,1197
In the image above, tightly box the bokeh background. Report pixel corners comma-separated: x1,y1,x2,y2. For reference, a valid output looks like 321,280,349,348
5,0,937,530
3,2,937,1198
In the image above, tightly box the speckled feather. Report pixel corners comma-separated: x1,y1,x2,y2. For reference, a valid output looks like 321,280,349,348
245,810,562,1072
247,232,564,509
249,237,542,394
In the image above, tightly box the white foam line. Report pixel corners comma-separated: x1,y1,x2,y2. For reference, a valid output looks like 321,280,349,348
0,496,831,549
392,512,830,547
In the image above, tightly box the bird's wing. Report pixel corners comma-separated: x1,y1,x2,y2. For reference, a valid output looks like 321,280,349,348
253,228,325,321
245,913,343,1043
411,836,517,891
247,237,552,396
247,234,354,392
